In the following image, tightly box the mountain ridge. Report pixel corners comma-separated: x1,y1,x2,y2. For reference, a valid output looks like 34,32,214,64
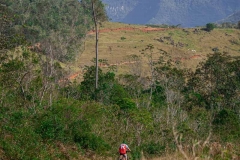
216,10,240,24
102,0,240,27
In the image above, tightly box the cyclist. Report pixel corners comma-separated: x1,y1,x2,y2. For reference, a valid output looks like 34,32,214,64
119,141,131,160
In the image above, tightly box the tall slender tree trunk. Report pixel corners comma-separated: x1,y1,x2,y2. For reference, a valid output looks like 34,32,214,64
91,1,99,90
148,50,153,108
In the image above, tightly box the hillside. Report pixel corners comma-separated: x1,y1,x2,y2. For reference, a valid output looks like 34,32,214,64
69,22,240,81
102,0,240,27
1,1,240,159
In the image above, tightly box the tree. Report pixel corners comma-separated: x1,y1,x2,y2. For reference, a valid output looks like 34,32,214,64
141,44,155,108
81,0,107,90
206,23,215,32
184,52,240,145
79,64,121,104
185,52,240,111
0,3,26,51
238,21,240,29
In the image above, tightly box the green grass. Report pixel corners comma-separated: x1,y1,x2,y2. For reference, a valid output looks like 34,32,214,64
225,29,235,34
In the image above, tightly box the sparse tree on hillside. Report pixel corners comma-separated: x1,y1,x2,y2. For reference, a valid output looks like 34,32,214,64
141,44,156,108
81,0,107,91
238,21,240,29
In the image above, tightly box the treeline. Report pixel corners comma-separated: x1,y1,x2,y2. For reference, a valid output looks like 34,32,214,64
216,21,240,29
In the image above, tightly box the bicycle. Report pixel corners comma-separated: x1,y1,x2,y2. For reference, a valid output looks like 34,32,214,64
119,151,130,160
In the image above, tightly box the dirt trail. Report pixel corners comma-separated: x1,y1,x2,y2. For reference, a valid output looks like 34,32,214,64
61,54,203,81
87,27,168,35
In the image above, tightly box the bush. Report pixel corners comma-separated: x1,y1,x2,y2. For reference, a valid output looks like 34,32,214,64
213,109,240,142
74,133,110,153
35,99,84,141
206,23,215,32
0,109,45,159
109,83,129,104
36,115,65,140
121,37,126,40
143,142,165,156
70,120,91,136
116,98,137,110
130,147,142,160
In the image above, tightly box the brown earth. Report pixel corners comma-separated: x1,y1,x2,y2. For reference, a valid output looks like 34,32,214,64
87,26,168,35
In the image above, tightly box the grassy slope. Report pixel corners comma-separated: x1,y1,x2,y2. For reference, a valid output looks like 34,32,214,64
70,22,240,80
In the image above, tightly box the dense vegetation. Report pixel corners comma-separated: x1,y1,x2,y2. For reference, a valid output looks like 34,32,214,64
0,1,240,160
1,0,96,62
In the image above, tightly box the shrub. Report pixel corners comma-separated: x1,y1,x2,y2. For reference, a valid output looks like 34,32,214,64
74,133,110,153
143,142,165,156
213,109,240,142
116,98,136,110
36,115,65,140
206,23,215,32
130,147,142,160
121,36,126,40
110,84,129,104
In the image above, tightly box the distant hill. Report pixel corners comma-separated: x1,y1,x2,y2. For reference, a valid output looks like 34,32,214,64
77,22,240,74
216,10,240,24
102,0,240,27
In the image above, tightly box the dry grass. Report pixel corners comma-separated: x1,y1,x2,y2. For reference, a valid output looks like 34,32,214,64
67,22,240,80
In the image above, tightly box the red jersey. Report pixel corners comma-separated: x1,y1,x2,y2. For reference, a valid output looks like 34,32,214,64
119,144,129,154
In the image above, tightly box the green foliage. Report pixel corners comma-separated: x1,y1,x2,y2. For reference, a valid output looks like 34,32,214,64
152,84,166,107
109,83,130,104
74,133,110,152
142,142,165,156
130,147,142,160
80,66,100,100
79,64,129,105
116,98,136,110
206,23,215,32
36,115,65,140
181,53,240,157
81,0,108,22
0,107,46,159
0,47,60,108
121,36,126,40
185,52,240,111
35,99,82,139
1,14,240,159
213,109,240,141
3,0,99,62
0,4,27,51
